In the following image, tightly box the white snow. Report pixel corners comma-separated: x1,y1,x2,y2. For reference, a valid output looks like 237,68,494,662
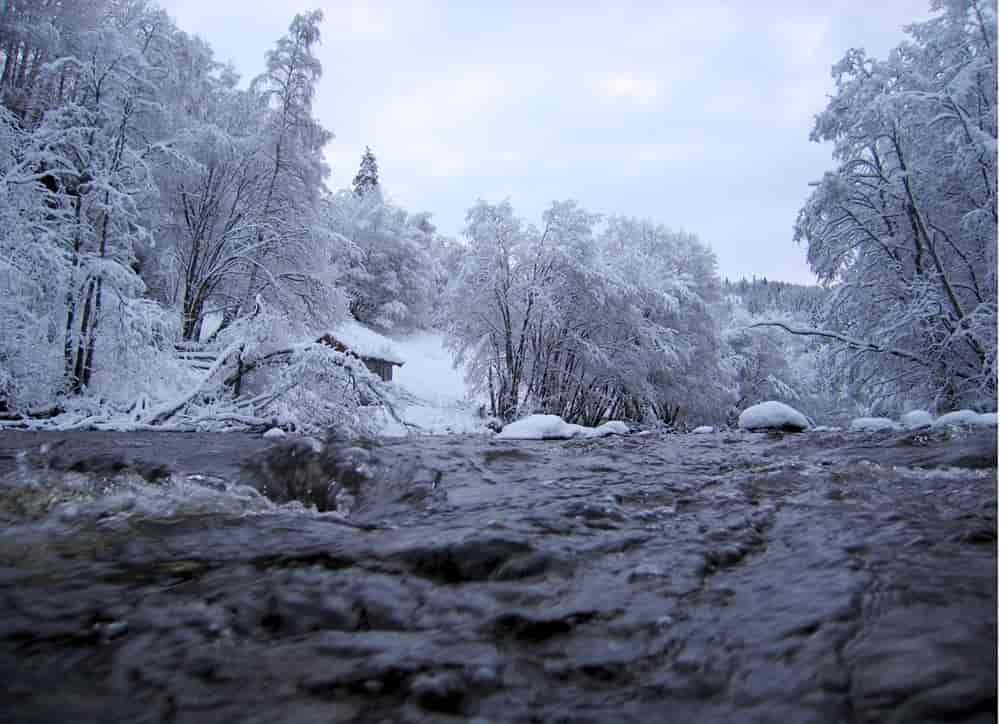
900,410,934,430
850,417,901,432
385,402,486,436
376,331,486,436
737,401,810,431
496,414,630,440
933,409,998,428
392,332,468,406
328,319,405,364
262,427,286,439
691,425,715,434
810,425,843,432
198,310,225,343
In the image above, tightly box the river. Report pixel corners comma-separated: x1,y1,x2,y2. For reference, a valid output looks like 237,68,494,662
0,427,996,723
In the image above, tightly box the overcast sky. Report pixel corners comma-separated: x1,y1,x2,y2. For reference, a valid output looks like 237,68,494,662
159,0,932,284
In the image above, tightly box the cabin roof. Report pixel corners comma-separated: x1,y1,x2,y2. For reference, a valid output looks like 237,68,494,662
320,319,405,365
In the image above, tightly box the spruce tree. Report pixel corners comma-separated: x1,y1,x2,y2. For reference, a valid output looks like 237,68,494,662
352,146,380,196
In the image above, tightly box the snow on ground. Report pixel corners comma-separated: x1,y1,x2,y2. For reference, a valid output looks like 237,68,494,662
850,417,901,432
737,401,810,431
379,331,486,436
691,425,715,434
392,332,467,407
496,414,629,440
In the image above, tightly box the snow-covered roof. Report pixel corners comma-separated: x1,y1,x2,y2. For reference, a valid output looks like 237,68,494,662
326,319,405,365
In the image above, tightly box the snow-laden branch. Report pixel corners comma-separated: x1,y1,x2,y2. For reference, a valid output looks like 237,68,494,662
747,321,929,367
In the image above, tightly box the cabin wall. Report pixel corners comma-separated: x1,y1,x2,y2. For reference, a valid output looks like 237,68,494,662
362,358,393,382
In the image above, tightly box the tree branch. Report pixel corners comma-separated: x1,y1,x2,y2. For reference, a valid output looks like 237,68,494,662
747,321,930,367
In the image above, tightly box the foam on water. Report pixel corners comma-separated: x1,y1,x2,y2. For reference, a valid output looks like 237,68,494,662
0,459,315,531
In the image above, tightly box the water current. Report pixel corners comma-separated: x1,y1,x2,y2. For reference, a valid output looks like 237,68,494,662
0,427,996,723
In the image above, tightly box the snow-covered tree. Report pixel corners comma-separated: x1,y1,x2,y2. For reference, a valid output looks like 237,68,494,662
352,145,379,197
790,0,997,412
233,10,337,327
327,189,437,332
443,200,729,425
0,107,72,409
0,3,364,432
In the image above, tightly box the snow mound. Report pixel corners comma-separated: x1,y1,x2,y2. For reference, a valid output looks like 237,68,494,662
850,417,901,432
691,425,715,434
329,319,404,364
737,401,810,432
810,425,843,432
900,410,934,430
263,427,286,439
496,414,629,440
932,410,998,428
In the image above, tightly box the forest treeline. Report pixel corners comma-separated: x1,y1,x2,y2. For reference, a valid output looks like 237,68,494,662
0,0,994,432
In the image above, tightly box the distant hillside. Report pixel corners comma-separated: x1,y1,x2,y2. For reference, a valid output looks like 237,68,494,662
723,278,827,320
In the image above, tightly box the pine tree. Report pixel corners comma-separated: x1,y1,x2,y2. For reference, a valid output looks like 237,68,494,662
352,146,379,196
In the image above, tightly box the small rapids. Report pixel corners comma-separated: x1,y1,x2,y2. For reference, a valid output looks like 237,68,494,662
0,427,995,723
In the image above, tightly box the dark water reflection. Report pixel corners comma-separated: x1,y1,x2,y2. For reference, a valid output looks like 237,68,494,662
0,428,995,723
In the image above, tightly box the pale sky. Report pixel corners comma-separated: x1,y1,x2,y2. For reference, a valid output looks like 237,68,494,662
159,0,933,284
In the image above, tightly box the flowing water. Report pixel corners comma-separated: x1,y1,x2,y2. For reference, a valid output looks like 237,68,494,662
0,427,996,723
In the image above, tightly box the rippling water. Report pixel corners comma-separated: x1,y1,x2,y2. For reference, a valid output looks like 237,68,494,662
0,428,995,723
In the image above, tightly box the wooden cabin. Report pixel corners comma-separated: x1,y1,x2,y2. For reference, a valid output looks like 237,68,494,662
317,332,404,382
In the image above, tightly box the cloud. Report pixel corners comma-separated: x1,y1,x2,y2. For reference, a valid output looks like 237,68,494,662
629,142,688,164
378,70,508,136
343,2,388,34
597,73,659,102
773,17,830,62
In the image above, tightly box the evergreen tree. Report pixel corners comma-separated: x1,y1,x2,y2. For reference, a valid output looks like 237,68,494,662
352,146,380,196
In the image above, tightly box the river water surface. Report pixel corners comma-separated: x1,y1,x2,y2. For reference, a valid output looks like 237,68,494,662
0,428,996,723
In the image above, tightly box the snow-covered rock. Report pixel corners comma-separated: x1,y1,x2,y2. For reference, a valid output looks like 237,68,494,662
262,427,286,439
496,414,629,440
593,421,630,437
850,417,901,432
976,412,998,426
899,410,934,430
737,401,810,432
810,425,843,433
691,425,715,434
933,410,998,428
